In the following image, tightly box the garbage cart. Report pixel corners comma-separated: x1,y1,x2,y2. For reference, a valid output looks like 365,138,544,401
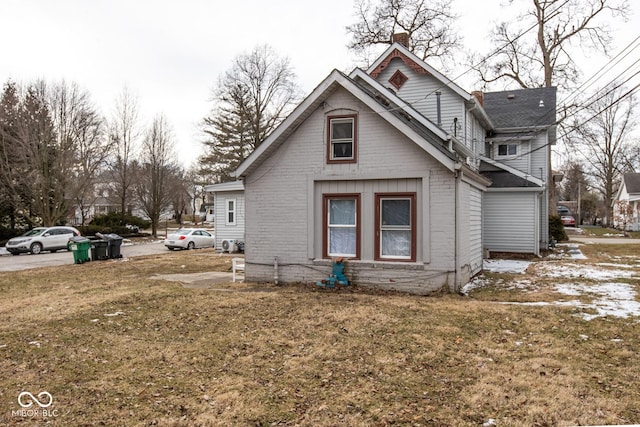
95,233,123,259
68,236,91,264
91,239,109,261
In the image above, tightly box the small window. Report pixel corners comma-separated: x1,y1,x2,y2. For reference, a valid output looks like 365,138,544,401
327,115,357,163
497,143,518,157
323,194,360,259
375,193,416,261
226,199,236,225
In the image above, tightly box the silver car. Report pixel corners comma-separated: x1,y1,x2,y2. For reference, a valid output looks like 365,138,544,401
5,226,81,255
164,228,215,250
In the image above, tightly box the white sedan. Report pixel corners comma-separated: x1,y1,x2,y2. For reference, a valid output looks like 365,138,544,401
164,228,215,250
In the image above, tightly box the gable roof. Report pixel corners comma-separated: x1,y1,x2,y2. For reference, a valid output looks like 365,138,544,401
235,69,460,179
367,43,494,130
483,87,557,130
368,43,472,100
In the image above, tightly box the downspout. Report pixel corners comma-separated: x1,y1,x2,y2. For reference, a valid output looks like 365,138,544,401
454,162,463,292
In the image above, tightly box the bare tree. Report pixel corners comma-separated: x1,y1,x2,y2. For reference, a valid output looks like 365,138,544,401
135,114,177,237
473,0,629,90
108,87,140,223
346,0,460,68
200,45,301,182
567,83,638,223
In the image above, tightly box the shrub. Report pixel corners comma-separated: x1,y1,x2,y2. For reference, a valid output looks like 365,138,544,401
549,215,568,242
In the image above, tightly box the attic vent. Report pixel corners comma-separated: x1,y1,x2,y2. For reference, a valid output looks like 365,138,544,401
539,99,545,108
389,69,408,90
507,93,516,100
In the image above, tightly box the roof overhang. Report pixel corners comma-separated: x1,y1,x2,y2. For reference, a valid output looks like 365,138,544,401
205,180,244,193
480,156,544,187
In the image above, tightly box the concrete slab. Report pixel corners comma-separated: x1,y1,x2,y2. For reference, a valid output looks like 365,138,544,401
152,271,233,289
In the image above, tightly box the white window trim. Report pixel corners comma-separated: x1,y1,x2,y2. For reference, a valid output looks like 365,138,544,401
327,115,357,162
226,198,236,225
496,142,519,158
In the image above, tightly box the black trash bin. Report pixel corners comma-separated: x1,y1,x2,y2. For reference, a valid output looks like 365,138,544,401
95,232,123,259
91,239,109,261
105,233,123,259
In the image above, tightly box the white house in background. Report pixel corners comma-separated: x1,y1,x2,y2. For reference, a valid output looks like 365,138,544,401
231,37,555,294
612,173,640,231
204,180,245,252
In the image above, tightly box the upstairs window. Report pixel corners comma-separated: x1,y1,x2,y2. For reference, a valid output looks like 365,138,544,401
497,143,518,157
327,115,357,163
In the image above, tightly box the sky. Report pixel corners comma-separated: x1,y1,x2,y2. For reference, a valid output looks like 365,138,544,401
1,0,637,166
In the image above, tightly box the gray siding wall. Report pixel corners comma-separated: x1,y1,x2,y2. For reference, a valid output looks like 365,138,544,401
244,87,467,294
376,58,464,137
483,192,538,254
213,190,245,251
468,186,483,275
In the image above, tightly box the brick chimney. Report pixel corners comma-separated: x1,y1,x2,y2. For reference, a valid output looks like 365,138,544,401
392,33,410,49
471,91,484,106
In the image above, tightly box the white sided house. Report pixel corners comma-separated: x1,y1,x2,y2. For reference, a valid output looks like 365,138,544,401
612,173,640,231
480,88,556,255
234,39,555,294
205,180,245,253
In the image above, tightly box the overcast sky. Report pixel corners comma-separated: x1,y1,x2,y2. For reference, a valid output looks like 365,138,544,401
1,0,637,166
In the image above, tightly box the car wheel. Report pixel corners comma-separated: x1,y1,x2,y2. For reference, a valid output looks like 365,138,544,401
30,242,43,255
187,241,195,250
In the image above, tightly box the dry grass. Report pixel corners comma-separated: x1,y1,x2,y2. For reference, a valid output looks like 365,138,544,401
1,247,639,426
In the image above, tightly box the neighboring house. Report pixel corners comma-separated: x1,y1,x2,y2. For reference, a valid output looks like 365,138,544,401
233,38,555,294
205,180,245,252
612,173,640,231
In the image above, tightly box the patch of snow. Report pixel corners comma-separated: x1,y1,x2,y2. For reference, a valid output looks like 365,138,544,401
29,341,41,348
483,419,497,427
460,277,487,295
596,262,637,269
483,259,531,274
104,311,125,317
536,263,637,280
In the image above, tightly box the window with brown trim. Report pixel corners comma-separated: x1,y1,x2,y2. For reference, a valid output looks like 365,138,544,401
375,193,416,262
327,115,357,163
323,194,360,259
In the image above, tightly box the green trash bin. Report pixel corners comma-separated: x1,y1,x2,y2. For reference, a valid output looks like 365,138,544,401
68,236,91,264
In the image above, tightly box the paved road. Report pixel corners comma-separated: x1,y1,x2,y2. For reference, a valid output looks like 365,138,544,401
0,239,169,272
569,236,640,244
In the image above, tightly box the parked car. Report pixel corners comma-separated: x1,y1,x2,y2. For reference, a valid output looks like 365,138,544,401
561,215,576,227
164,228,215,250
557,205,571,216
5,226,81,255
